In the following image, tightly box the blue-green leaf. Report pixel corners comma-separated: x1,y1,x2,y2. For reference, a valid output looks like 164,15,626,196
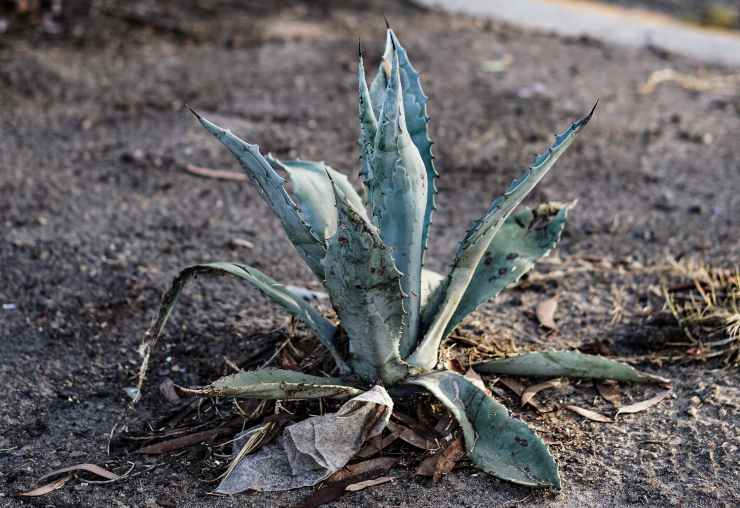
357,45,378,190
322,176,408,384
409,370,560,488
443,202,572,337
368,47,428,359
388,29,437,254
180,368,362,399
268,158,367,241
135,262,349,402
474,351,670,384
369,30,438,254
191,111,325,278
408,105,596,370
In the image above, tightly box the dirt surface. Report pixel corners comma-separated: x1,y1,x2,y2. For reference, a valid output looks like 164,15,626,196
2,1,739,506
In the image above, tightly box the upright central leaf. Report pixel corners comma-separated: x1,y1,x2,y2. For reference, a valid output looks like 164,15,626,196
322,177,408,385
366,46,428,359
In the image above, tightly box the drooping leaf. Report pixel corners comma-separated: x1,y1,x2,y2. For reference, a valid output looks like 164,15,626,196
368,46,428,358
322,176,408,384
408,106,596,370
267,157,367,240
179,369,362,399
191,110,326,278
473,351,670,384
136,262,349,402
409,371,560,488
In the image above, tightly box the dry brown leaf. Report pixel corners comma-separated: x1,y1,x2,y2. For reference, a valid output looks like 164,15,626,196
464,368,491,396
37,463,120,483
386,421,438,450
499,377,546,412
345,476,395,492
596,380,622,407
565,405,613,423
17,475,72,497
536,296,559,330
433,437,465,482
616,390,672,416
521,378,563,406
184,164,246,181
355,433,398,459
415,454,439,477
328,457,398,483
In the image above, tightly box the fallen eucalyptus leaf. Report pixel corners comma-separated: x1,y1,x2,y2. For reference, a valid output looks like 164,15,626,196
17,475,72,497
564,405,612,423
616,390,672,416
521,378,563,406
386,420,439,451
433,436,465,482
215,386,392,493
36,463,120,483
536,296,558,330
345,476,395,492
596,381,622,407
329,457,399,483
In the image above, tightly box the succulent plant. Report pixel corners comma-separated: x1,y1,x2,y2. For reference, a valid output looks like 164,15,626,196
138,29,668,489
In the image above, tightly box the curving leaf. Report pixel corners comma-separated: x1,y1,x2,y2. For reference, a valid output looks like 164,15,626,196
179,369,362,399
368,46,428,359
191,110,326,278
135,262,349,403
444,202,571,337
409,370,560,488
473,351,670,384
267,157,367,240
408,105,596,370
322,176,408,384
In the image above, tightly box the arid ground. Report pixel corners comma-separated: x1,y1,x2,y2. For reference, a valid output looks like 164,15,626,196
1,1,739,506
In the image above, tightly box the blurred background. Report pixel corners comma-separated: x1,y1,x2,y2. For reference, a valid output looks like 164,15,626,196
0,0,738,41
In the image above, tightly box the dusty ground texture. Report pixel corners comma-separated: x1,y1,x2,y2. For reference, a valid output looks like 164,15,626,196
2,0,740,506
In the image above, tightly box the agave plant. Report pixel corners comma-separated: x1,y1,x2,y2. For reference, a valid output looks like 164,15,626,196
138,29,668,489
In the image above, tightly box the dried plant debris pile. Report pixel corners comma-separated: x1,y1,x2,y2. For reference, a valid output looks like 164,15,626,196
663,264,740,363
131,28,669,496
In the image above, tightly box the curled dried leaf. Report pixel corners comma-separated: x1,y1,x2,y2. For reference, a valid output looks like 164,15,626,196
17,475,72,497
596,380,622,407
564,405,612,423
536,296,559,330
616,390,672,416
521,378,563,406
345,476,395,492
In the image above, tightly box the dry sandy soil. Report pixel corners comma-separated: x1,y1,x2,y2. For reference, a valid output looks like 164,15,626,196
1,1,739,506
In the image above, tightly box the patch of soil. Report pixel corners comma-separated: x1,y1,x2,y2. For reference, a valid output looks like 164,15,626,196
1,0,739,506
